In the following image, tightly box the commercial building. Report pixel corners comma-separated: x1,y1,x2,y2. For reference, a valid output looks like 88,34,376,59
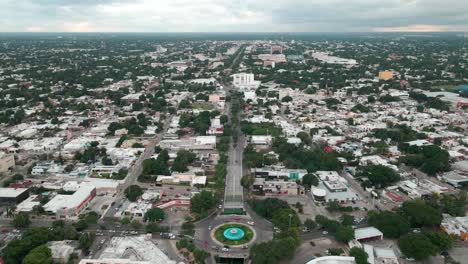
0,152,15,173
232,73,261,90
251,166,308,180
96,235,176,264
252,178,301,195
0,188,29,205
44,186,96,219
306,256,355,264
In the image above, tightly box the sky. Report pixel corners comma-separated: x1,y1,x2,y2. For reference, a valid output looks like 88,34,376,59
0,0,467,33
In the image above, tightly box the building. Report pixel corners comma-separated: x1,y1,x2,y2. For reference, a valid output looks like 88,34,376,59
232,73,261,90
354,227,384,242
47,240,78,264
379,71,394,81
441,214,468,240
306,256,355,264
79,260,150,264
251,166,308,180
95,235,176,264
44,186,96,219
252,178,301,195
0,188,29,205
0,152,15,173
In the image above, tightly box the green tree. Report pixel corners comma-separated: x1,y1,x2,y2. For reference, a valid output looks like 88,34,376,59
304,218,316,230
172,150,196,172
271,208,301,230
145,208,165,222
349,247,369,264
341,214,355,226
78,232,96,250
302,173,319,188
424,231,453,252
400,199,442,227
121,217,131,225
398,233,438,261
190,191,216,214
131,219,142,230
368,210,410,238
13,212,30,228
22,245,52,264
125,185,143,202
357,165,400,188
335,225,355,243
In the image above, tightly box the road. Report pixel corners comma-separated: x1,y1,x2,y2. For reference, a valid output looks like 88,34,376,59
223,134,245,211
103,116,172,220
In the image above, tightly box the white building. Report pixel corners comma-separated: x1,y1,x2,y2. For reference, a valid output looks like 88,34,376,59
232,73,260,90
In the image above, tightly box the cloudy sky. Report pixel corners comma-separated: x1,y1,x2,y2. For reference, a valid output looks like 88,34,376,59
0,0,467,32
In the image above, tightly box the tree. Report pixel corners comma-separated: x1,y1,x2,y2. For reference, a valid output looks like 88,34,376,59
349,247,368,264
22,245,52,264
368,211,410,238
272,208,301,230
357,165,400,188
190,191,216,214
172,150,196,172
304,218,316,230
400,199,442,227
78,232,96,250
125,185,143,202
240,175,255,189
131,219,142,230
302,173,319,188
13,212,30,228
341,214,355,226
335,225,355,243
398,234,438,261
121,217,131,225
145,208,165,222
424,231,453,252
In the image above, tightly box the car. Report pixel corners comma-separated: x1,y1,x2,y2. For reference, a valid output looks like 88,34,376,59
208,225,213,231
310,241,316,246
242,245,248,249
233,217,241,221
218,204,222,209
169,186,174,190
302,227,309,232
247,221,255,226
221,247,229,252
322,231,328,235
175,194,181,198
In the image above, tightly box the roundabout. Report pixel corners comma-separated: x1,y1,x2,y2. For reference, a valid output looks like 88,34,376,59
213,223,255,246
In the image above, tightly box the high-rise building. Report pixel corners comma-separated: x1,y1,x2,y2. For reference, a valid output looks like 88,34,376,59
232,73,260,90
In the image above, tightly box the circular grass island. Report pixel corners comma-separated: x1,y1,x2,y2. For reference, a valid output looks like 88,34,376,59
214,223,254,246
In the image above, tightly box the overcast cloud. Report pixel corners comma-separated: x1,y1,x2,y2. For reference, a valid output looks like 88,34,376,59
0,0,467,32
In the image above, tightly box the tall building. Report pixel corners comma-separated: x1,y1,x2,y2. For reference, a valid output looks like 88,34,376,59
271,45,283,54
232,73,260,90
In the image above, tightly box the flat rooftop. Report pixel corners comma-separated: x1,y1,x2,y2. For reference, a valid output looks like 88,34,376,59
0,188,28,198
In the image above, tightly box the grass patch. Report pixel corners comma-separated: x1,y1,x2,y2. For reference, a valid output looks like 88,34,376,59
191,102,214,110
214,224,254,246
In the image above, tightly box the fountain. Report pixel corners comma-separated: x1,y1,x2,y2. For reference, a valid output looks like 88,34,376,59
223,227,245,241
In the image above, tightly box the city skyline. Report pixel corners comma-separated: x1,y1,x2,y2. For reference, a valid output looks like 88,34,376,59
0,0,467,33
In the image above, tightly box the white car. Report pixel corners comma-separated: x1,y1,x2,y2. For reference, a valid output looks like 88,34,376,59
322,231,328,235
247,221,255,226
221,247,229,252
